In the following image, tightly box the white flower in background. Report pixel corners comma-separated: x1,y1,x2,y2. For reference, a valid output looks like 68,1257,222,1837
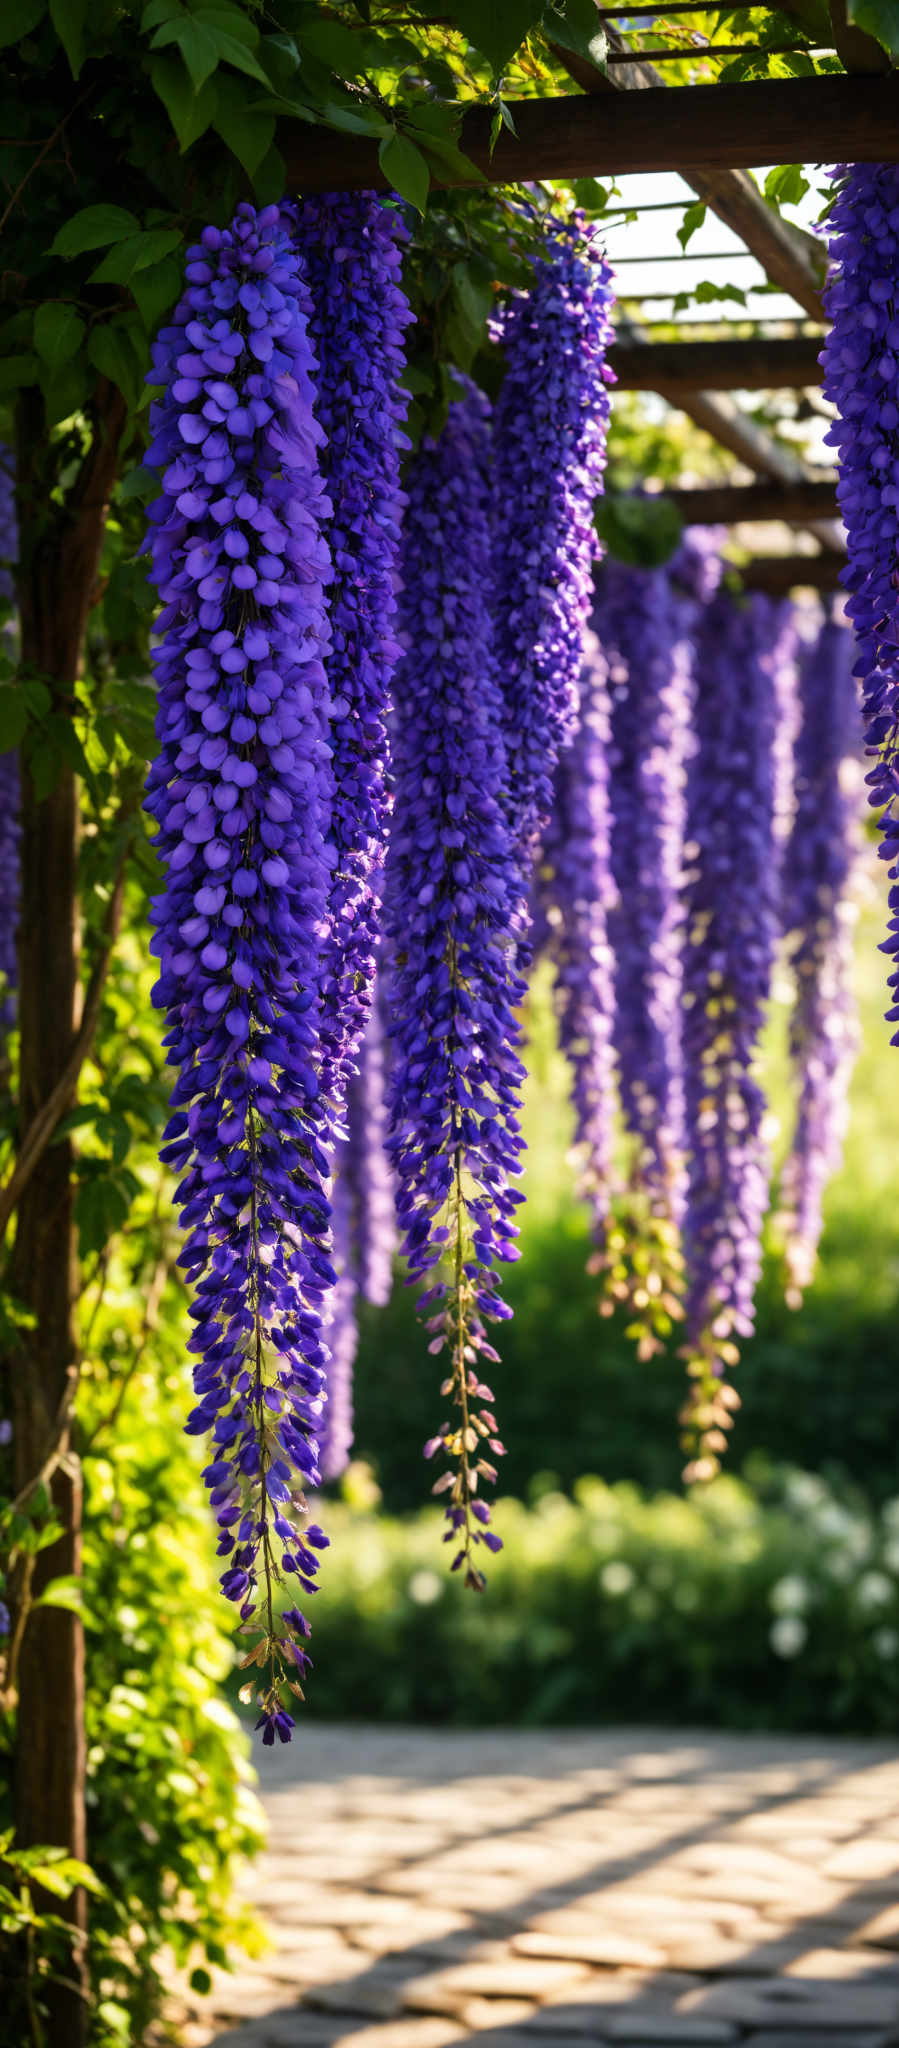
855,1570,894,1613
600,1560,636,1597
770,1615,808,1658
882,1538,899,1577
785,1472,827,1512
408,1569,442,1606
770,1574,811,1615
882,1497,899,1534
873,1627,899,1660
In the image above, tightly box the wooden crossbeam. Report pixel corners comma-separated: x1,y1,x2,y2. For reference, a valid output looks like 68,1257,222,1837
738,550,846,592
555,23,826,320
666,479,839,523
280,77,899,192
610,335,824,391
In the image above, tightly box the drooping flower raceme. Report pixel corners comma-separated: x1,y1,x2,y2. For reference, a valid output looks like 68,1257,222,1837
294,193,412,1105
680,592,781,1478
781,612,862,1300
599,560,691,1220
493,213,615,864
143,202,335,1744
0,445,19,1037
536,632,617,1248
384,385,526,1586
320,1000,396,1481
821,164,899,1051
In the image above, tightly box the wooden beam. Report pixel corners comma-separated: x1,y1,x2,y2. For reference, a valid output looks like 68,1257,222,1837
738,549,846,592
610,334,824,391
546,24,828,318
280,76,899,191
666,479,839,523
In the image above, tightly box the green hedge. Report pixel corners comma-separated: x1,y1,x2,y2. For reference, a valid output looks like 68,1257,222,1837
290,1465,899,1732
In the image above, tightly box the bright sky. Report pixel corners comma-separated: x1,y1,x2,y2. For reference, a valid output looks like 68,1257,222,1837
598,167,830,329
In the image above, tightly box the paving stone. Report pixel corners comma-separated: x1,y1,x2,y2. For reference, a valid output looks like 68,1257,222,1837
824,1841,899,1881
459,1998,538,2029
331,2021,468,2048
303,1981,406,2023
679,1977,899,2027
605,2019,739,2044
402,1958,589,2010
741,2036,896,2048
784,1948,899,1981
512,1929,666,1970
852,1908,899,1951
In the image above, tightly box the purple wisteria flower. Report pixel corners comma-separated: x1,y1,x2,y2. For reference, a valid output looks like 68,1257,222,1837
821,164,899,1049
0,445,19,1038
493,213,615,864
535,631,617,1249
383,383,526,1587
781,612,862,1301
294,193,412,1105
320,1000,396,1481
680,591,782,1478
143,202,335,1741
598,560,691,1223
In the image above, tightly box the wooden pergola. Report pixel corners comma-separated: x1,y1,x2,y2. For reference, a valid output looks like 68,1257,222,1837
284,25,899,589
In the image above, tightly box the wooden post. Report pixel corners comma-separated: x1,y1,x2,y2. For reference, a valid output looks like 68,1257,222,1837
8,379,125,2048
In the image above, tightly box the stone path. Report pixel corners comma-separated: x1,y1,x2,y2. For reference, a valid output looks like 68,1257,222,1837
180,1725,899,2048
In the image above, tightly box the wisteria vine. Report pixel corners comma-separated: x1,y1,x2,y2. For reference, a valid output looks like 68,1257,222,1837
781,613,862,1301
680,592,782,1477
822,163,899,1059
0,445,18,1040
321,1001,396,1481
493,214,615,865
144,202,336,1742
536,632,617,1257
294,193,412,1106
384,384,526,1586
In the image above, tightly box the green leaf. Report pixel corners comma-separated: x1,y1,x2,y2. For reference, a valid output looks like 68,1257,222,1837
130,251,184,330
594,492,684,569
544,0,607,67
33,303,85,378
87,228,182,287
411,128,484,185
0,355,39,396
88,323,143,411
378,129,429,214
764,163,810,209
572,177,610,213
212,76,276,177
191,6,272,83
189,1966,213,1995
0,0,46,48
32,1573,84,1617
447,0,543,75
299,16,370,70
148,53,219,149
50,205,140,259
0,689,27,752
49,0,87,75
151,13,220,89
677,200,706,251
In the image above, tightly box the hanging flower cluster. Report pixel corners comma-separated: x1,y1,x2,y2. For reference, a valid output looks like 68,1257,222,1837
597,559,691,1349
294,193,412,1105
536,632,617,1252
822,164,899,1052
679,592,783,1477
384,384,527,1586
143,202,338,1743
0,445,19,1038
321,1001,396,1480
780,614,862,1301
493,215,615,863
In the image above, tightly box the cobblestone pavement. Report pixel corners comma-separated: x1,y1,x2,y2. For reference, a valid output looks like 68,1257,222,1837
181,1724,899,2048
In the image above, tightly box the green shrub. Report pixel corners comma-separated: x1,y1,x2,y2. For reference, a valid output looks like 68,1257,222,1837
79,1369,265,2047
285,1464,899,1734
